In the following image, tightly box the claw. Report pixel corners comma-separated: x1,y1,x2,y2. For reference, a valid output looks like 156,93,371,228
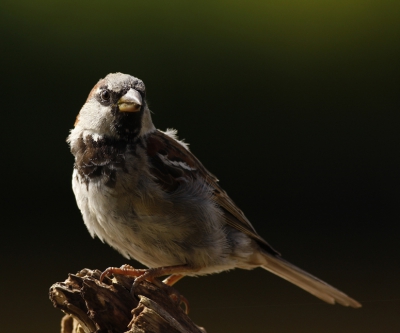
169,293,190,314
100,264,195,313
100,265,146,282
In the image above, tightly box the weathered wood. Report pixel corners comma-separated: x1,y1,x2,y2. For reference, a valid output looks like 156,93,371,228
49,268,206,333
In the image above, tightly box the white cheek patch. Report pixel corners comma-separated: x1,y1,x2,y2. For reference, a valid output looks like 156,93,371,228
157,153,197,171
68,100,117,144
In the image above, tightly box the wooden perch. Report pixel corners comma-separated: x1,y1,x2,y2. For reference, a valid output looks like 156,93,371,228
49,268,206,333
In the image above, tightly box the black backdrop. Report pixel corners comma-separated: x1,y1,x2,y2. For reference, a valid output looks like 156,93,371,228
1,1,399,332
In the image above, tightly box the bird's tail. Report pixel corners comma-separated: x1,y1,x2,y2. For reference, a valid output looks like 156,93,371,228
259,252,361,308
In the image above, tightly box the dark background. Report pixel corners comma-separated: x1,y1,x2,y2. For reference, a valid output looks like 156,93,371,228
1,1,399,332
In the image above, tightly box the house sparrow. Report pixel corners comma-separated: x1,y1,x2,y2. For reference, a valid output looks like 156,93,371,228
67,72,361,308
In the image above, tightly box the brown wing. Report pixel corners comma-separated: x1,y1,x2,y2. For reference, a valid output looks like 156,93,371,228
145,130,280,255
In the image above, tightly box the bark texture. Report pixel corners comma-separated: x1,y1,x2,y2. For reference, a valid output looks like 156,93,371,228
49,268,206,333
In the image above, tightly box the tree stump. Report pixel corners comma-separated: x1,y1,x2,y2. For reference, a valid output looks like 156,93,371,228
49,268,206,333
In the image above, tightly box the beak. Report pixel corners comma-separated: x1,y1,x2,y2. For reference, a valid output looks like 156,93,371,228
118,88,142,112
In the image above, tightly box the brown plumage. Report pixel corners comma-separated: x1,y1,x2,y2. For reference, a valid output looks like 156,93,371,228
68,72,361,309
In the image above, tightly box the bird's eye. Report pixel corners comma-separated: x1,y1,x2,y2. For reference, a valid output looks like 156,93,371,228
100,90,111,102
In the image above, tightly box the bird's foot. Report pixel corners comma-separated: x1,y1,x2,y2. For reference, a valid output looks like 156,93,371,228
100,264,147,282
100,265,195,313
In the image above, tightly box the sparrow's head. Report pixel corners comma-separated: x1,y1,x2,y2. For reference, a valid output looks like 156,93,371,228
70,73,155,142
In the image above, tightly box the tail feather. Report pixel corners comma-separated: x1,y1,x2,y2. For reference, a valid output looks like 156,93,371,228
260,253,361,308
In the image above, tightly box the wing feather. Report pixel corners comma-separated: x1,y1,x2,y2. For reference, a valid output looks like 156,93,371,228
145,130,279,255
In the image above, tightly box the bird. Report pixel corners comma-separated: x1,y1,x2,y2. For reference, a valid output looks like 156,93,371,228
67,72,361,308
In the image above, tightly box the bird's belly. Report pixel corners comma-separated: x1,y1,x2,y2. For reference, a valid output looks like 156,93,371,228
72,170,250,273
72,173,181,267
